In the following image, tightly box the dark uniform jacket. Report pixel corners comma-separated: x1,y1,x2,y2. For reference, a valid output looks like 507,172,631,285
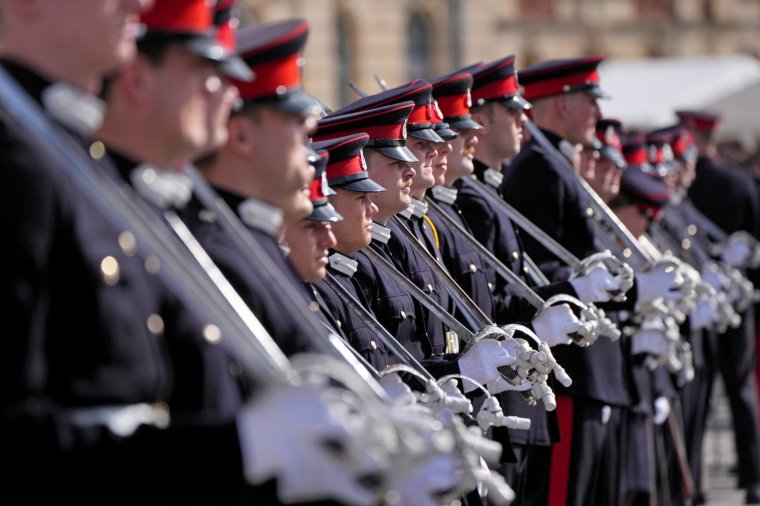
353,226,459,379
312,251,393,371
181,189,318,357
500,133,632,409
0,59,257,505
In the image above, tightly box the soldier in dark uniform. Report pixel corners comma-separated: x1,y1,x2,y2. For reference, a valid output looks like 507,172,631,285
310,133,395,371
188,19,329,357
607,164,675,506
498,55,636,506
313,101,515,388
326,80,459,356
678,109,760,504
0,2,380,505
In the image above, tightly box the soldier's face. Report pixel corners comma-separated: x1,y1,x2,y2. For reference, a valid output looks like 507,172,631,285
590,158,621,203
142,46,229,164
330,189,378,254
432,140,452,186
491,103,523,159
445,129,478,185
407,138,438,193
564,92,601,145
365,150,415,223
37,0,152,77
283,219,336,282
242,106,316,222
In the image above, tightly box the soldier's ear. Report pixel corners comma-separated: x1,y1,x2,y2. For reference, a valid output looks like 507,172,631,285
227,115,256,156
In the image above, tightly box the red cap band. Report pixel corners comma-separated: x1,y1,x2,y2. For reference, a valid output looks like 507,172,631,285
141,0,213,34
522,69,599,101
327,157,366,181
234,53,300,100
472,75,519,103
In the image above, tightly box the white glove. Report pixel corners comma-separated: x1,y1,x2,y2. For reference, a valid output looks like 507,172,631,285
486,376,533,394
237,383,378,506
392,454,464,506
631,328,669,358
721,237,753,268
437,378,474,415
653,397,671,426
635,262,684,306
531,304,588,347
474,395,532,432
690,297,721,331
569,265,622,303
458,339,516,392
378,373,417,406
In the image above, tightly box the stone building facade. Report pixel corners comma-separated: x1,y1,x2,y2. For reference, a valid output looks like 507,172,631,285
238,0,760,111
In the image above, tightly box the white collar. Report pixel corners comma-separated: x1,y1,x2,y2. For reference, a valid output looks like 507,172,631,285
370,221,392,244
483,167,503,188
329,252,358,277
430,185,458,205
237,198,283,236
130,164,194,210
42,81,105,136
400,197,428,219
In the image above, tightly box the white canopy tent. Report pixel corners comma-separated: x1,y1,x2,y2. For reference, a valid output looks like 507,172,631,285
598,53,760,141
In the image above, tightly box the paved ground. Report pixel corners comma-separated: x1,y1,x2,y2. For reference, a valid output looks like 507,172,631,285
702,377,745,505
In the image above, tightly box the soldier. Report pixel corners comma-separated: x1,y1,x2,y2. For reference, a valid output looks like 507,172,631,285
313,101,516,389
309,133,395,371
678,109,760,504
607,164,675,505
188,19,327,357
584,118,626,204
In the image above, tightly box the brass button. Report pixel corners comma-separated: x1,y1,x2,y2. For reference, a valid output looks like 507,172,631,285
100,256,120,285
203,324,222,344
469,263,477,273
427,283,433,293
146,314,164,335
400,310,407,319
144,255,161,274
309,301,320,312
118,231,137,256
89,141,106,160
585,207,594,217
336,319,342,329
687,224,697,236
488,282,494,291
512,251,519,260
370,340,378,350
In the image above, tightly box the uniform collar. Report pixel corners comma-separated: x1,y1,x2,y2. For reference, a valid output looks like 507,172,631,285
430,185,458,205
42,81,105,136
237,197,284,236
474,159,503,188
399,197,428,219
370,221,392,244
328,252,358,277
130,164,194,210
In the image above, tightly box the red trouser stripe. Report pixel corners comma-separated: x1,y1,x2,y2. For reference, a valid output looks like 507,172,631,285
548,395,574,506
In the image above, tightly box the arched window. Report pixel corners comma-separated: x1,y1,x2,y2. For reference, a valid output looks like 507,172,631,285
406,12,432,81
336,12,355,108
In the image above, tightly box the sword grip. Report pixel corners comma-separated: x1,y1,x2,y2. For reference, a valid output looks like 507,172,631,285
497,365,537,406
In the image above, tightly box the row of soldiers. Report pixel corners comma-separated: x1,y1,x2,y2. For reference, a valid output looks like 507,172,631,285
3,0,759,505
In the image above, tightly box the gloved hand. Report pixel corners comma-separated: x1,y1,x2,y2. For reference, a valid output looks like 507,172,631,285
569,265,623,303
486,376,533,394
631,327,669,358
238,383,379,506
720,236,754,268
531,304,588,347
392,454,464,506
458,339,515,392
653,396,671,425
635,260,685,307
437,378,474,415
378,372,417,406
690,297,721,331
474,395,532,432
